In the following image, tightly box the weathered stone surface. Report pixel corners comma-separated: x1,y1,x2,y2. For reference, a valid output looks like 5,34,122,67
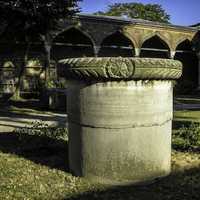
68,80,172,185
64,57,182,185
67,81,173,128
59,57,182,80
69,121,171,185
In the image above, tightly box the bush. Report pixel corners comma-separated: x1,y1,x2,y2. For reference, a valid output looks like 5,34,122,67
172,122,200,151
14,121,68,148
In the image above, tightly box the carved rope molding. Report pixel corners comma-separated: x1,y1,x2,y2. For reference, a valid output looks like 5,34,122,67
58,57,182,80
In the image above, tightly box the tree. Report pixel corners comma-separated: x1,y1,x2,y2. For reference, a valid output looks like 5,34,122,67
94,2,170,23
0,0,81,99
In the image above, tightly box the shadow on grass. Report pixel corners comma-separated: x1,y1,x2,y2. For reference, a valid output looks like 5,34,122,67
0,100,67,129
8,99,46,111
0,112,67,128
64,167,200,200
0,132,69,172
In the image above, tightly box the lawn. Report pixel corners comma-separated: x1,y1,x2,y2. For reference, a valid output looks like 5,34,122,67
0,97,200,200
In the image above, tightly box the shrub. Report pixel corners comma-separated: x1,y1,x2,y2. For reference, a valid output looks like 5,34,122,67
14,121,68,146
172,122,200,151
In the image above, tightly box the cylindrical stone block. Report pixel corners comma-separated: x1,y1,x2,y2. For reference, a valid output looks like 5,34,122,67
59,57,182,185
67,80,172,185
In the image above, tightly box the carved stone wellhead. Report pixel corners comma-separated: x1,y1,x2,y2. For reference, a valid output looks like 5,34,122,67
60,57,182,80
59,57,182,185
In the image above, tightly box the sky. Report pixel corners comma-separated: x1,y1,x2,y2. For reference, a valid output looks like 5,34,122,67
79,0,200,26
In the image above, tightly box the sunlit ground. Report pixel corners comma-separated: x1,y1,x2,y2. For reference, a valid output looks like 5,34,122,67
0,96,200,200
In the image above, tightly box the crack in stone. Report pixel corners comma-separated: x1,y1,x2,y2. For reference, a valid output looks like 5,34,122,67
68,118,172,129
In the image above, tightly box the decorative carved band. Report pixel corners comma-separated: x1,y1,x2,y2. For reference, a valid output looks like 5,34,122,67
59,57,182,80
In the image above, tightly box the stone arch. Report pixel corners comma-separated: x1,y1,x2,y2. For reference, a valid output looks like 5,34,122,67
174,39,198,93
52,26,96,46
140,35,170,58
121,29,138,49
140,32,171,49
174,37,193,51
98,31,135,57
51,27,95,61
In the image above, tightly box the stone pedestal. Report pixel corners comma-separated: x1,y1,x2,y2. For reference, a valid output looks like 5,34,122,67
59,57,182,185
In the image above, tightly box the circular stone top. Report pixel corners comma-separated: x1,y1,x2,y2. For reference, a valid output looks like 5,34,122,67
58,57,182,80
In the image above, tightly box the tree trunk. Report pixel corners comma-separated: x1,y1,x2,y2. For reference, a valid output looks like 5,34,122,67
38,34,52,108
12,40,30,100
40,33,52,84
44,40,51,82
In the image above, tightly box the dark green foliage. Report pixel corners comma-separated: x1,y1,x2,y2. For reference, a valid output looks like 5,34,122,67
0,0,81,40
13,121,68,154
94,2,170,23
172,123,200,151
14,121,68,142
0,0,81,99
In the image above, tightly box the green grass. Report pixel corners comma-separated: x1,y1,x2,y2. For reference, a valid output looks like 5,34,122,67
0,139,200,200
0,152,95,200
0,103,200,199
0,131,102,200
174,110,200,122
172,108,200,151
175,97,200,105
173,96,200,127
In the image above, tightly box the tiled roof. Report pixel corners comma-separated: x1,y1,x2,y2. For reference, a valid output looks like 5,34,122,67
78,13,198,32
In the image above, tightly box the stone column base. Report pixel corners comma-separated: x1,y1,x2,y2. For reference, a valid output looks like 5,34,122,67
59,57,182,185
68,80,172,185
